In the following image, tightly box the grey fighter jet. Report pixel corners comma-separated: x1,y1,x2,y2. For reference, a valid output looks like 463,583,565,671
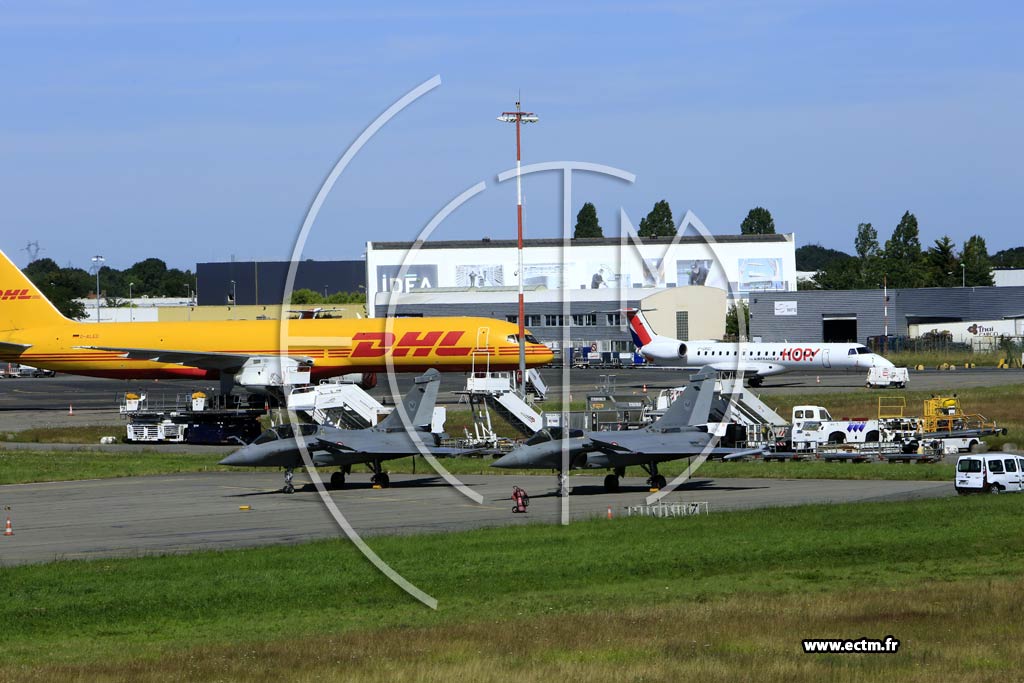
220,368,464,493
491,367,763,494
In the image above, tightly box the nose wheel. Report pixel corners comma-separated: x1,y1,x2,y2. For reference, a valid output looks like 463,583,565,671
282,468,295,494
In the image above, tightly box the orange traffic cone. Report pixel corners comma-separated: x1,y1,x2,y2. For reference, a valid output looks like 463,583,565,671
607,505,613,520
68,404,74,416
3,516,13,536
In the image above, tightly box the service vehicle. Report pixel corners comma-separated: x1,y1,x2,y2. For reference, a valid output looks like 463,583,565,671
866,366,908,388
955,454,1024,494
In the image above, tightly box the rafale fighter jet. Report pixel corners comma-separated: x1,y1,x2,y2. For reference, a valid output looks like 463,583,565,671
220,369,468,493
491,367,763,494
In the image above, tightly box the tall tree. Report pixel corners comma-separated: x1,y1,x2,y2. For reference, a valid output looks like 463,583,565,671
882,211,926,288
924,236,960,288
637,200,675,237
740,207,776,235
961,235,995,286
725,301,750,340
814,257,863,290
21,258,87,319
853,222,882,288
573,202,603,238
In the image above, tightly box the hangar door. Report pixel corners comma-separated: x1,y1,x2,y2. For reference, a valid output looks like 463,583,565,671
822,315,857,343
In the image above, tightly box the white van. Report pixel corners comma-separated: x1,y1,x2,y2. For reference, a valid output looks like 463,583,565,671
955,454,1024,494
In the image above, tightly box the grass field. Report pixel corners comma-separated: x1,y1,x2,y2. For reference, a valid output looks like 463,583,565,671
2,495,1023,681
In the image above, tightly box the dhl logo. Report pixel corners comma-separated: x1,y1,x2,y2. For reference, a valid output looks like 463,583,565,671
1,288,35,301
350,331,473,358
779,347,820,362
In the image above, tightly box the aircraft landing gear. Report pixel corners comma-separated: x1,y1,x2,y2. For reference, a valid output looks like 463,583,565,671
369,461,390,489
330,471,346,489
641,463,666,490
748,376,764,388
604,467,626,493
283,468,295,494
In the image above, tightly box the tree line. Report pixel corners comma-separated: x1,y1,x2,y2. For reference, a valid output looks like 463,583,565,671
22,257,197,319
573,201,775,238
799,212,1001,290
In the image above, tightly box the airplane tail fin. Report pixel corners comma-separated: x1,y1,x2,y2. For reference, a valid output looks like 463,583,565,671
650,367,716,430
625,308,657,348
374,368,441,432
0,249,70,331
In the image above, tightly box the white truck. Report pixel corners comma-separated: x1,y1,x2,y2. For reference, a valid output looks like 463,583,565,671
865,366,909,389
789,405,881,451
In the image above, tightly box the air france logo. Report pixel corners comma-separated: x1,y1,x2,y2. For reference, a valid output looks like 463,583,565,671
779,347,820,362
1,288,35,301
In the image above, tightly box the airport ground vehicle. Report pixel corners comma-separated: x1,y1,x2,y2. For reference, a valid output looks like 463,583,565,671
866,366,909,388
955,454,1024,494
16,364,55,378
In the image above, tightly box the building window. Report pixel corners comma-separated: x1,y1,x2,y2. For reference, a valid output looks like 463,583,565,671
606,313,622,326
505,315,518,324
675,311,689,340
572,313,597,326
525,315,541,327
543,314,565,327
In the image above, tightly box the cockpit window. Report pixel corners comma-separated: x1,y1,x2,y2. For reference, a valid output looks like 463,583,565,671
253,423,318,443
848,348,857,355
507,333,542,345
856,346,872,354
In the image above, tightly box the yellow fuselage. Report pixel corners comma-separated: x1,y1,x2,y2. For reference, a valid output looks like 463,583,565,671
3,317,552,380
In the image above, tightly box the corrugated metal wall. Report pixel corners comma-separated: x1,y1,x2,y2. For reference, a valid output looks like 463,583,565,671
750,287,1024,343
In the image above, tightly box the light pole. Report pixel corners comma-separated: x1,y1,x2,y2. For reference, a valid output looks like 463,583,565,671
230,280,236,320
128,282,134,322
184,284,191,321
961,263,966,288
91,255,104,322
497,100,539,398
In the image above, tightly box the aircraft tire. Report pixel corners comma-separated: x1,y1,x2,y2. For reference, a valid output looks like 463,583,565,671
330,471,346,489
603,474,620,493
377,473,390,489
651,474,667,490
283,484,295,494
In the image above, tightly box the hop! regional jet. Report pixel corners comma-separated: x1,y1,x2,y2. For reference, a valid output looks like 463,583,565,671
0,249,553,392
626,309,893,386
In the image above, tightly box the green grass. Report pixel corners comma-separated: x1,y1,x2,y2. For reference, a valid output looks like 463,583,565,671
883,349,1010,368
0,425,122,443
2,495,1024,681
0,449,251,484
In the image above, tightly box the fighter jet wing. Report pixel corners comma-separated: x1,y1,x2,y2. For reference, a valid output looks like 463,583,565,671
313,437,358,453
75,346,312,373
587,437,635,454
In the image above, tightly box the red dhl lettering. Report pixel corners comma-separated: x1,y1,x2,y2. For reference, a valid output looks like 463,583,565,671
779,347,820,362
349,330,472,358
1,288,33,300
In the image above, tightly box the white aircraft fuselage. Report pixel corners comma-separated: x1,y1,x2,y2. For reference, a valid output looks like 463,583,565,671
626,309,894,385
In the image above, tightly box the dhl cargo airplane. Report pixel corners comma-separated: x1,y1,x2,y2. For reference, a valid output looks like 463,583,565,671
626,308,893,386
0,249,553,391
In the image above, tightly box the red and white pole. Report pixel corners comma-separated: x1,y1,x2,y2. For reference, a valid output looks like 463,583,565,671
499,101,538,398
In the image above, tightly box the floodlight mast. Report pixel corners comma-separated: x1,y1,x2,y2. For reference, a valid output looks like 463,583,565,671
497,100,538,398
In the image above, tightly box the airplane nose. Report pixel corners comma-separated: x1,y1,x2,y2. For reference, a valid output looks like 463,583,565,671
491,450,524,469
219,448,254,466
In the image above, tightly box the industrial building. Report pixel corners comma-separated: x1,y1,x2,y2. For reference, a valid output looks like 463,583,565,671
195,259,364,306
749,286,1024,345
364,233,795,349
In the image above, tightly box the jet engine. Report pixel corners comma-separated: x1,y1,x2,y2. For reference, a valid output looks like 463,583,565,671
640,340,687,360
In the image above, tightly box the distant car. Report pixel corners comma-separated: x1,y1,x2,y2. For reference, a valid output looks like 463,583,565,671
955,454,1024,494
16,365,56,378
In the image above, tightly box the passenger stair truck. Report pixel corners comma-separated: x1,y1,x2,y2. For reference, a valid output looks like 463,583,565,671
286,379,446,433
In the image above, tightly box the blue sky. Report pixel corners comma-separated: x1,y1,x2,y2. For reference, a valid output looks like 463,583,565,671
1,1,1021,270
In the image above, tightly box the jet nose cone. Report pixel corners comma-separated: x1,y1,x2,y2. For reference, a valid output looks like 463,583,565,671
491,450,523,469
220,446,257,466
